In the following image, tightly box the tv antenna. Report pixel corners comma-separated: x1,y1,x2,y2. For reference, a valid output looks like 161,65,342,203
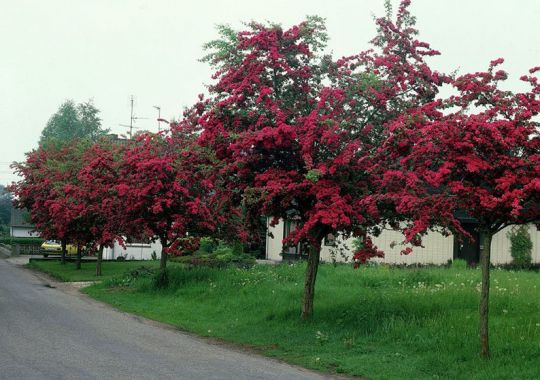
119,95,149,139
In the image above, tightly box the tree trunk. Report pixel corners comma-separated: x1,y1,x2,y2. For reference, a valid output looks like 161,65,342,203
301,243,321,320
96,245,104,276
479,231,493,358
75,244,81,270
60,239,67,265
159,237,168,270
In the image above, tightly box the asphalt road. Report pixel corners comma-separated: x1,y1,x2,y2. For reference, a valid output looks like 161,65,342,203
0,258,329,380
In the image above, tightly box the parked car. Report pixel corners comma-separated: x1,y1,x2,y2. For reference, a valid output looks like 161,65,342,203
40,240,78,257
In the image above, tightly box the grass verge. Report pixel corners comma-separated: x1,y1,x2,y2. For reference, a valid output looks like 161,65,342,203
27,259,162,282
39,260,540,379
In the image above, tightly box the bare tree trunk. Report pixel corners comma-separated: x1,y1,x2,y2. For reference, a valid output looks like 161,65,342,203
479,231,493,358
96,245,104,276
159,237,168,270
60,239,67,265
75,244,81,270
301,243,321,320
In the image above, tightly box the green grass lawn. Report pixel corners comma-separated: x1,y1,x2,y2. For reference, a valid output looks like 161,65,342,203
27,259,162,282
37,260,540,379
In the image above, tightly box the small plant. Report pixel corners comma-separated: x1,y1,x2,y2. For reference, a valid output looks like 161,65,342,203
452,259,468,270
315,330,329,345
507,225,533,269
151,250,157,260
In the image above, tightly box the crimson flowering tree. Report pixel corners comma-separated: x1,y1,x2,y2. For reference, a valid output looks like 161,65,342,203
369,60,540,357
198,1,447,319
41,141,98,269
116,120,218,271
74,140,126,275
11,146,67,259
11,142,92,268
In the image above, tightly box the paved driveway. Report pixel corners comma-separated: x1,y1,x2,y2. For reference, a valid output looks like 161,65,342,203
0,259,330,379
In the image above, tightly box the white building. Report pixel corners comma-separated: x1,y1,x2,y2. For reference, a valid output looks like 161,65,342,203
265,219,540,265
103,240,162,261
10,209,38,238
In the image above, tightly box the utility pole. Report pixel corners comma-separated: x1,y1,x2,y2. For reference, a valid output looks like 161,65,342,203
153,106,161,132
129,95,134,139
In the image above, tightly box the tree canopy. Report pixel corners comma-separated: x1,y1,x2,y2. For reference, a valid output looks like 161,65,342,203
39,99,109,147
197,1,448,319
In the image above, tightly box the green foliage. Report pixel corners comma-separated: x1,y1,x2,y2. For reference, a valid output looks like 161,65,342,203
200,24,241,69
152,268,169,289
507,225,533,268
452,258,468,270
170,238,253,268
0,224,9,237
170,251,256,269
84,264,540,379
351,236,363,252
0,185,12,228
198,237,218,254
305,169,322,183
0,237,44,245
27,260,162,282
39,99,109,147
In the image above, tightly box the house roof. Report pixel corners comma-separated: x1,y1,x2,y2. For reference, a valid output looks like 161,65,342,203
10,208,34,227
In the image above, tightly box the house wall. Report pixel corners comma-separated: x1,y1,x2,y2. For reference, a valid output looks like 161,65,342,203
266,219,286,261
491,224,540,265
10,227,38,238
103,240,162,260
266,219,540,265
371,229,454,265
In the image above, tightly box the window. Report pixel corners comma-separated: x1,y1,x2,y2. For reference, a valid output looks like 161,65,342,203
324,233,336,247
283,220,305,256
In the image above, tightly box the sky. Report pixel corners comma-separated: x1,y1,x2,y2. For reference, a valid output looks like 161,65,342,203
1,0,539,185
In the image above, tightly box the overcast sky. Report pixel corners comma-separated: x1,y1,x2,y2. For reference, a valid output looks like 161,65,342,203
1,0,539,185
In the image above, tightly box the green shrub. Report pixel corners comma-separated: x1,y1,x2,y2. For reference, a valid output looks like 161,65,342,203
198,237,218,253
0,237,44,245
507,225,533,269
170,239,255,268
213,245,234,257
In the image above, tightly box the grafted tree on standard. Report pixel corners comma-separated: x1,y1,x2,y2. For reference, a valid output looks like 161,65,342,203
369,59,540,357
198,1,448,319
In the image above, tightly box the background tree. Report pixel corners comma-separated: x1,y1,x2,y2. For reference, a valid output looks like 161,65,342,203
198,1,447,319
39,99,109,147
369,60,540,357
0,185,12,236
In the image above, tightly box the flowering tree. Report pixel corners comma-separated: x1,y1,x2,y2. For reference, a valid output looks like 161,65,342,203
11,142,91,267
117,121,217,271
75,140,126,275
11,146,65,259
198,1,446,319
370,60,540,357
